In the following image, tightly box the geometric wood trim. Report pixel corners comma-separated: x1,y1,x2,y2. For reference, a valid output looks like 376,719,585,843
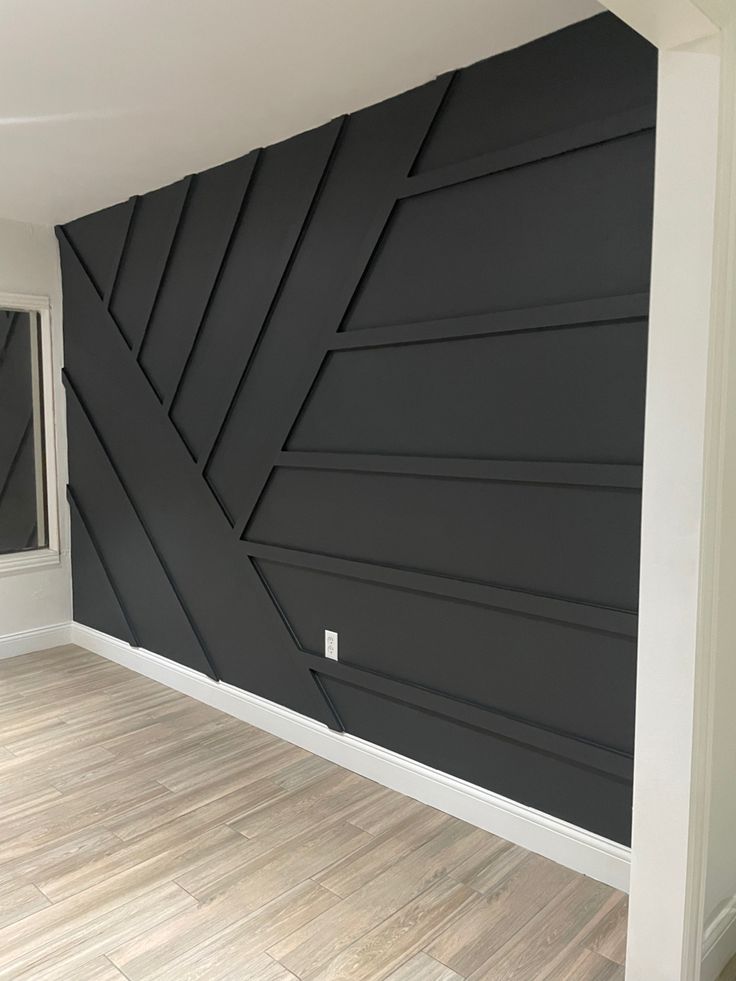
332,292,650,350
298,647,635,781
66,486,140,647
62,368,220,680
59,13,655,844
103,197,136,307
242,539,640,637
400,107,655,199
195,118,346,478
276,452,644,489
164,149,263,416
134,175,194,360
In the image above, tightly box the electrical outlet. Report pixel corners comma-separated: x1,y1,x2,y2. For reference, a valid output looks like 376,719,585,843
325,629,338,661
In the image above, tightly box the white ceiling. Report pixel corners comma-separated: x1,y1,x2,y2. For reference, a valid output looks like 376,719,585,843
0,0,601,226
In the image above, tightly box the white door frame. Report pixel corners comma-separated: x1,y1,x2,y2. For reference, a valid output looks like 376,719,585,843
600,2,735,979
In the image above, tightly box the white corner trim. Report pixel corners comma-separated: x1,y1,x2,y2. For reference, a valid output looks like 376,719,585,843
0,622,72,660
702,897,736,981
70,621,631,892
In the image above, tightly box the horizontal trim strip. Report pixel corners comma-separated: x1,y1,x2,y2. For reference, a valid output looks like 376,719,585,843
332,292,649,351
302,650,632,781
71,621,631,891
242,540,638,638
276,452,642,489
401,105,656,199
0,548,62,578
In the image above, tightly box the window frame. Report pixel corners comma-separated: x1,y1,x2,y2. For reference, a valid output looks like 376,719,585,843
0,291,60,574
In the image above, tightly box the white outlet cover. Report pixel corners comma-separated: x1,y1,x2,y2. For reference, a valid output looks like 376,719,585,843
325,629,338,661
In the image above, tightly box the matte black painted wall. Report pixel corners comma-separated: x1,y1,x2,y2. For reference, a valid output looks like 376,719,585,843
59,13,656,844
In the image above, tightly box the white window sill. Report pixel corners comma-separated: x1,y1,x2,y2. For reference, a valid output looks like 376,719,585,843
0,549,62,577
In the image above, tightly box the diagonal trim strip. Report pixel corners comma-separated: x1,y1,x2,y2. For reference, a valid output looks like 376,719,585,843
63,368,219,681
66,486,140,647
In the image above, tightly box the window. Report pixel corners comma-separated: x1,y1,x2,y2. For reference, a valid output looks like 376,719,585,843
0,296,58,568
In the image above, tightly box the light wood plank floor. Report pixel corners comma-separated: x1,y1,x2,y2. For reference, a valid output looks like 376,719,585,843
0,645,627,980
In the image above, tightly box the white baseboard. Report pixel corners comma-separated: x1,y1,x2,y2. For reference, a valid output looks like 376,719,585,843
70,620,631,891
0,622,72,659
702,897,736,981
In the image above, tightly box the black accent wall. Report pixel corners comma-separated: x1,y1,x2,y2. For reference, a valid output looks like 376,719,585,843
59,13,656,844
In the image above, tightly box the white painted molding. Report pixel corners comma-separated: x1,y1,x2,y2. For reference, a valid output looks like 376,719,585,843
0,548,63,578
702,897,736,981
0,622,71,659
0,291,50,312
620,29,723,981
70,621,631,892
0,290,61,563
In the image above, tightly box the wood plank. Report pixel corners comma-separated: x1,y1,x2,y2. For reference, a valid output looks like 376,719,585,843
114,879,338,981
186,820,372,906
427,853,580,975
385,952,464,981
0,645,626,979
23,956,128,981
580,895,628,965
543,946,625,980
8,882,195,980
38,785,279,902
315,807,451,898
0,880,50,929
466,879,620,980
306,878,477,981
270,822,501,977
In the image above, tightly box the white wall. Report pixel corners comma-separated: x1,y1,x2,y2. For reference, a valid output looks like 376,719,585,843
704,631,736,970
0,218,71,643
603,2,736,978
623,36,721,981
700,16,736,978
599,4,736,981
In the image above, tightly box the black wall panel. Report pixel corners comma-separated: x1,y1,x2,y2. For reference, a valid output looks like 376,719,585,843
248,468,642,610
413,14,656,172
64,202,131,299
68,503,137,646
109,180,189,350
288,320,648,461
320,677,632,845
169,124,340,462
256,560,637,753
59,12,656,844
344,131,655,330
138,156,257,404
